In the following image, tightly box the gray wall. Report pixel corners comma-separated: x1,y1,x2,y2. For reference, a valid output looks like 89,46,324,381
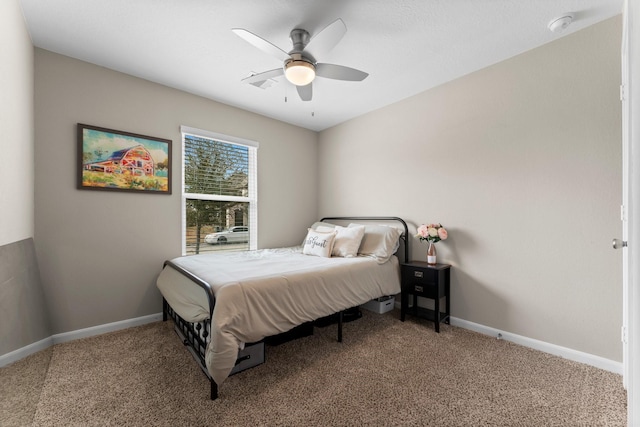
0,239,50,355
34,50,318,334
318,17,623,361
0,0,51,356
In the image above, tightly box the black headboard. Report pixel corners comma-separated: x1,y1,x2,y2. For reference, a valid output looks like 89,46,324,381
319,216,409,263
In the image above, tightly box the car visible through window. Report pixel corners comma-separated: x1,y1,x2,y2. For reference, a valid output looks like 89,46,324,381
205,226,249,244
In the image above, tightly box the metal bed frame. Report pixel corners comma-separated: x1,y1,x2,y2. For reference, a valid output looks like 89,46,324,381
161,216,409,400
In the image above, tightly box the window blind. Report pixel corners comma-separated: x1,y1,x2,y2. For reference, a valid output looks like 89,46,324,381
184,135,250,197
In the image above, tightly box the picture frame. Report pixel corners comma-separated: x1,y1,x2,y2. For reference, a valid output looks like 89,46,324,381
77,123,172,194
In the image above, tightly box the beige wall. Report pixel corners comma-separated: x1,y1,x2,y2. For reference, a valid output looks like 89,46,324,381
318,17,623,361
0,0,51,357
10,9,624,366
1,0,34,246
34,50,318,334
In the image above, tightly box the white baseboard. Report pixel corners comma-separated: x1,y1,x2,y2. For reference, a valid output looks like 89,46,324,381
4,310,622,376
0,336,54,368
393,297,622,374
0,312,163,367
449,317,623,375
51,312,163,344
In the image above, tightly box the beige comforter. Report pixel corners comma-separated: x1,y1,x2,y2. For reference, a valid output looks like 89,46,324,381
156,246,400,385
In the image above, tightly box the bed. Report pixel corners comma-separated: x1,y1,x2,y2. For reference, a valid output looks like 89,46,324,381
156,216,409,400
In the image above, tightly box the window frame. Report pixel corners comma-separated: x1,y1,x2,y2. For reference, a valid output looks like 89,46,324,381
180,126,258,255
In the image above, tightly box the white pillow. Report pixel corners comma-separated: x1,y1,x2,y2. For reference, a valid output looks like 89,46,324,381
310,221,337,231
302,228,337,258
349,223,402,263
323,225,366,258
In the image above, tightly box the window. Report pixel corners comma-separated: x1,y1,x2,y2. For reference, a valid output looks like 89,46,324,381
181,126,258,255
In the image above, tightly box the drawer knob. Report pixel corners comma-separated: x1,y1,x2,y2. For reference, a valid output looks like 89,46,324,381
414,285,423,292
414,271,423,278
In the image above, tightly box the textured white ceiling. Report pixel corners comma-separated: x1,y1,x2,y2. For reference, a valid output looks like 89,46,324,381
19,0,621,131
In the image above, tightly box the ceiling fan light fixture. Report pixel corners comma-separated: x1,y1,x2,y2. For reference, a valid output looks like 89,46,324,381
285,60,315,86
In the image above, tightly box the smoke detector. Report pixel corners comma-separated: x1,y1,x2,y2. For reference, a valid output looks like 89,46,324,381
548,15,573,33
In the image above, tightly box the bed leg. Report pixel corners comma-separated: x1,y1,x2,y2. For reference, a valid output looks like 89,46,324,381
337,311,343,343
162,298,168,322
211,379,218,400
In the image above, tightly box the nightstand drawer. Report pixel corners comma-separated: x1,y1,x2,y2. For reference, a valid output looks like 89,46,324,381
404,281,441,298
402,266,440,283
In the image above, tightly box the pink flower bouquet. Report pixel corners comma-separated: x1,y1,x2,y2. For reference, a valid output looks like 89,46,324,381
416,223,448,244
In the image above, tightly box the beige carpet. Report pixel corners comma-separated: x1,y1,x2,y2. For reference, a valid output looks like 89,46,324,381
0,347,52,427
1,310,627,426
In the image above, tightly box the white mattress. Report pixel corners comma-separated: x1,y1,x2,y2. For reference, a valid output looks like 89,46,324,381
156,246,401,385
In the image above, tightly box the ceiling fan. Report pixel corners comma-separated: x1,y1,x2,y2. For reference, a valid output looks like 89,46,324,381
232,18,369,102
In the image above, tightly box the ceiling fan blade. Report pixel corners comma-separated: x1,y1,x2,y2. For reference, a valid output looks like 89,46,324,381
241,68,284,84
315,63,369,81
296,83,312,102
232,28,290,62
303,18,347,60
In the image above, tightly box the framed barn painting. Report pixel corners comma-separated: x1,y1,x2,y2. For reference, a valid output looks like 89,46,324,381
77,124,172,194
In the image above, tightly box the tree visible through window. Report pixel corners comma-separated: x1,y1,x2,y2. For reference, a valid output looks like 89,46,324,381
181,127,258,255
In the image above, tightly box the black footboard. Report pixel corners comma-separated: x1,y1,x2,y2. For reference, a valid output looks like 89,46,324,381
163,298,218,399
163,296,341,401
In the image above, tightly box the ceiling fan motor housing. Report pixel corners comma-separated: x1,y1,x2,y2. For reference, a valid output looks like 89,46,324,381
285,30,317,86
289,29,311,55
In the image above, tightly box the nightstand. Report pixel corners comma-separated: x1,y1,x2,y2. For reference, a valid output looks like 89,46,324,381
400,261,451,332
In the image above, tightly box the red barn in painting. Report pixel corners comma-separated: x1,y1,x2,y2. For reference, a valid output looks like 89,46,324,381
85,144,155,176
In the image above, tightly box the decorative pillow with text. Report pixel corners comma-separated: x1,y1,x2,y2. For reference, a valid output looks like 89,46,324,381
302,228,337,258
